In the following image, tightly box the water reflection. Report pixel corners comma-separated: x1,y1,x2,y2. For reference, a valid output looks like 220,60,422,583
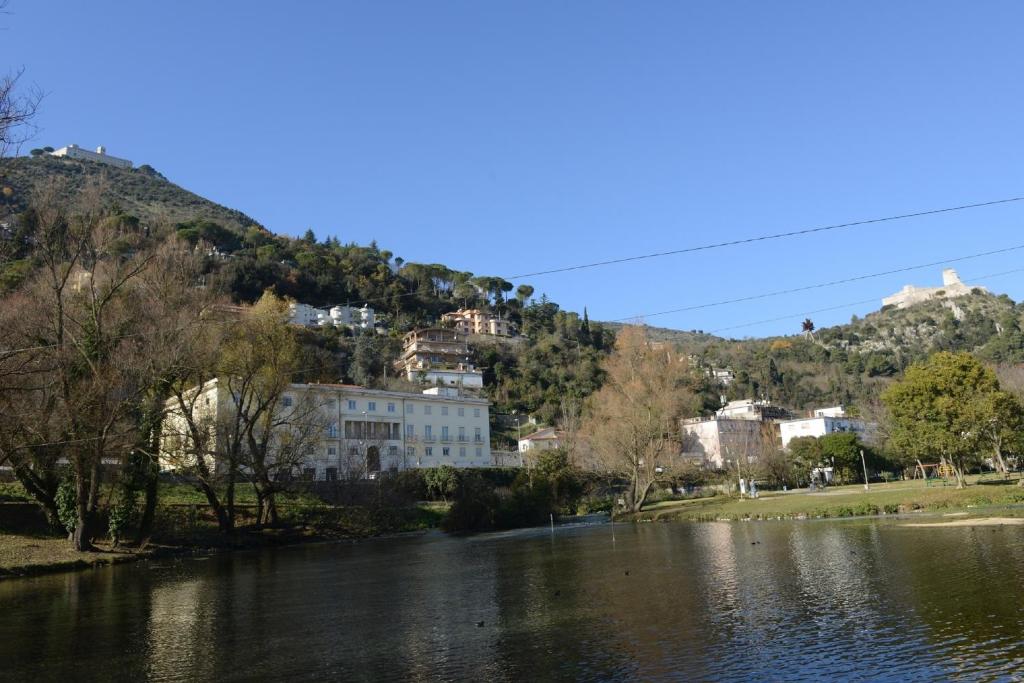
1,520,1023,681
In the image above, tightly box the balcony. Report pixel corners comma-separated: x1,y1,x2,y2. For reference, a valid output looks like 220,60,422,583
441,436,452,443
423,435,436,443
457,436,467,442
474,436,483,443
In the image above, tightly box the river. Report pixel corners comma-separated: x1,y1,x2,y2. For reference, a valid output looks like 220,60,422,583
2,519,1023,681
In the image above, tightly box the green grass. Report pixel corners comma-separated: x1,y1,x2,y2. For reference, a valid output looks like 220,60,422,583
629,478,1024,522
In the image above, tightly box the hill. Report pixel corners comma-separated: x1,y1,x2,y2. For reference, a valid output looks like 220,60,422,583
3,153,1022,422
0,155,261,233
679,290,1024,411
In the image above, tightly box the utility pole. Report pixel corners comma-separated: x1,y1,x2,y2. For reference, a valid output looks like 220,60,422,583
860,449,870,492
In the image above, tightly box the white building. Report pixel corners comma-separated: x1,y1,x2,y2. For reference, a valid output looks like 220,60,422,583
882,269,987,309
288,301,377,331
317,305,375,329
779,411,876,449
50,144,132,169
680,417,774,470
716,399,790,421
517,427,563,454
160,381,500,480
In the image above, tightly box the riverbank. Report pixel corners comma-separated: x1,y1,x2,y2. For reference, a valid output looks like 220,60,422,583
0,490,451,580
626,476,1024,522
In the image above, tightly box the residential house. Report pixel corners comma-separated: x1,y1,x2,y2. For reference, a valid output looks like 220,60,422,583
441,308,512,337
393,328,483,389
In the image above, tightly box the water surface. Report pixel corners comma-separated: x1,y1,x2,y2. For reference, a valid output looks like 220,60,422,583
2,519,1023,681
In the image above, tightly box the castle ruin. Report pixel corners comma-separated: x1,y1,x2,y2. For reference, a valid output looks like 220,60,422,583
881,269,986,309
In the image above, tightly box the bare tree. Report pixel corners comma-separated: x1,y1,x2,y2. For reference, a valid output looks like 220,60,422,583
581,325,700,512
0,67,42,157
0,180,164,549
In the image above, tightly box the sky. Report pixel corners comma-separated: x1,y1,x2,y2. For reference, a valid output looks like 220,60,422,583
5,1,1024,337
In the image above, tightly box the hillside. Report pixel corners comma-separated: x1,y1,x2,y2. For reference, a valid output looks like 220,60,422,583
3,153,1022,422
0,155,260,233
682,290,1024,411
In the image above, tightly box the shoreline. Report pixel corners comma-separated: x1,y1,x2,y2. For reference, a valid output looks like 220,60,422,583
619,479,1024,524
0,524,434,583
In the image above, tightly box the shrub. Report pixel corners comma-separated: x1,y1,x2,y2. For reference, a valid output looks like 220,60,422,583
108,490,138,546
55,479,77,535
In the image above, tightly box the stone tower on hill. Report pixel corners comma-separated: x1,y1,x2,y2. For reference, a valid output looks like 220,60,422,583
881,269,986,309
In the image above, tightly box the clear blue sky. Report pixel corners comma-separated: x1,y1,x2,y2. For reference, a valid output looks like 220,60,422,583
6,2,1024,336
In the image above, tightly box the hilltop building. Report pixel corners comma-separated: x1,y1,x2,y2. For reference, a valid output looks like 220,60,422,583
288,302,377,330
50,144,132,169
394,328,484,389
882,269,986,309
441,308,512,337
160,381,499,479
778,406,877,449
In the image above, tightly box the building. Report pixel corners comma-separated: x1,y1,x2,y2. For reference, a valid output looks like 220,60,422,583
160,381,498,480
882,269,987,309
517,427,563,454
679,399,790,469
680,417,777,470
50,144,132,169
716,399,790,421
394,328,483,389
441,308,512,337
287,301,377,330
778,407,876,449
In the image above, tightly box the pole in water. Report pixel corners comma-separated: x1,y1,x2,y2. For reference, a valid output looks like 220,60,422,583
550,513,554,533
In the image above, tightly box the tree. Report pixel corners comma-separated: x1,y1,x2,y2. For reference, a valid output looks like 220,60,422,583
819,432,866,484
221,292,323,526
1,67,42,157
580,325,699,512
882,352,1001,488
424,464,459,502
0,181,167,549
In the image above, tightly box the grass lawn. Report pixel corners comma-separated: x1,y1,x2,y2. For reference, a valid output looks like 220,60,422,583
631,476,1024,522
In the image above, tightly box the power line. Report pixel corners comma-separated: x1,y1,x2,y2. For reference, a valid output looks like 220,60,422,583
330,195,1024,309
505,196,1024,279
606,242,1024,323
706,266,1024,336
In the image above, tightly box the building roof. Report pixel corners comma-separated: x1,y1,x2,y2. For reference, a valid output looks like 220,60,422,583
519,427,561,442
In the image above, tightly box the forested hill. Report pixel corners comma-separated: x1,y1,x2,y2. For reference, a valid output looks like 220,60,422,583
0,153,611,428
3,154,1023,423
676,290,1024,411
0,155,260,234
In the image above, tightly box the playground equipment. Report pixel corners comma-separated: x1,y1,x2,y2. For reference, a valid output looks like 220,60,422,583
915,460,951,486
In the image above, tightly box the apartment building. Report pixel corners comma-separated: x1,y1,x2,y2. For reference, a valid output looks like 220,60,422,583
287,301,376,330
394,328,483,389
159,381,497,481
441,308,512,337
679,399,790,469
778,406,876,449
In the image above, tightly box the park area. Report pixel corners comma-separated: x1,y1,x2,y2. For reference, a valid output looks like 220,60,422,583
630,475,1024,522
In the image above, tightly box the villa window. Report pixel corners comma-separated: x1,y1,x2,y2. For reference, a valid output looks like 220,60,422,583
348,400,357,410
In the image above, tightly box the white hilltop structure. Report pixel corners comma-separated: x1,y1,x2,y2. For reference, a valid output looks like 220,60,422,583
49,144,132,169
882,269,986,310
